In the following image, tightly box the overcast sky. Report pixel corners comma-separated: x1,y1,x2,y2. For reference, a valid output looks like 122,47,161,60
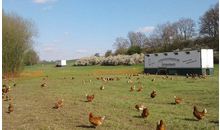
2,0,219,61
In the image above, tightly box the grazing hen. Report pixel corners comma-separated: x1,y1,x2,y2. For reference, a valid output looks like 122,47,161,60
14,83,17,87
151,91,156,98
141,107,149,118
41,83,46,87
6,96,11,101
54,99,64,109
152,78,155,81
8,103,14,114
156,119,165,130
131,86,135,91
193,105,207,120
138,86,143,91
6,86,10,93
86,94,95,101
89,112,105,128
2,93,5,99
135,103,144,111
174,96,182,104
100,85,104,90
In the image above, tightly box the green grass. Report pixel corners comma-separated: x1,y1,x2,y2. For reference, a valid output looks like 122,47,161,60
2,64,219,130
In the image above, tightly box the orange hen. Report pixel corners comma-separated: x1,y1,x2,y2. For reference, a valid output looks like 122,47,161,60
156,119,165,130
141,107,149,118
174,96,182,104
86,94,95,101
193,105,207,120
138,86,143,91
89,112,105,128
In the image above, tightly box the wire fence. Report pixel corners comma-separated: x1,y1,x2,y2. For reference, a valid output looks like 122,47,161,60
2,71,43,83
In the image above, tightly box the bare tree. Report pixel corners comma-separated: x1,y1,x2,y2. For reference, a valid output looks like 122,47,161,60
127,31,148,47
113,37,129,50
198,2,219,37
174,18,196,41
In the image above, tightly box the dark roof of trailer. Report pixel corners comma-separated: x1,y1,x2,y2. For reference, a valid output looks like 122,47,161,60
144,50,201,56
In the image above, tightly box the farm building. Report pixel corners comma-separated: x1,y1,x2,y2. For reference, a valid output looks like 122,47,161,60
144,49,213,76
56,60,66,67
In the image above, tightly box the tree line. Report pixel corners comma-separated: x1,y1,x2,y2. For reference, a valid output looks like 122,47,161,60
108,2,219,62
2,10,39,73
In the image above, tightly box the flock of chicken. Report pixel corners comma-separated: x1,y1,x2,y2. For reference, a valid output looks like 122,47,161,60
2,72,208,129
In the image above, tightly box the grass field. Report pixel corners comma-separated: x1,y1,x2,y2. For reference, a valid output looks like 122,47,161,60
2,62,219,130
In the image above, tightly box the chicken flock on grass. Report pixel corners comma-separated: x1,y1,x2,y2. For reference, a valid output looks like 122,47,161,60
2,72,209,129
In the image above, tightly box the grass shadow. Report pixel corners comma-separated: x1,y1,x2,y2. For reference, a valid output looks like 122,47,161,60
183,118,198,121
167,102,177,105
210,120,219,124
133,116,143,119
76,125,95,129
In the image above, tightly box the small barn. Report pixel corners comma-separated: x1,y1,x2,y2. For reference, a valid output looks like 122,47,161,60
144,49,213,76
56,60,66,67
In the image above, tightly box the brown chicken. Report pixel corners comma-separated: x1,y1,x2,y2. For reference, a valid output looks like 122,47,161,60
170,77,173,80
2,93,5,99
137,81,141,84
193,105,207,120
2,87,7,93
8,103,14,114
131,86,135,91
152,78,155,81
174,96,182,104
141,107,149,118
3,84,7,88
156,119,165,130
89,112,105,128
6,96,11,101
186,74,189,78
138,86,143,91
135,103,144,111
6,86,10,93
199,75,206,79
54,99,64,109
100,85,104,90
72,77,75,80
151,91,156,98
14,83,17,87
41,83,46,87
86,94,95,101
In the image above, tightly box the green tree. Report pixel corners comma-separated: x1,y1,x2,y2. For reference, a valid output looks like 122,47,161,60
127,45,142,55
2,10,38,73
24,49,40,66
105,50,113,57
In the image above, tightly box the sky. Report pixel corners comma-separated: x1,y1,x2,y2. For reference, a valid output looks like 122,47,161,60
2,0,219,61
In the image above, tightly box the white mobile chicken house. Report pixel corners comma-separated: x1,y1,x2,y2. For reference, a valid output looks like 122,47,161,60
144,49,213,76
56,60,66,67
